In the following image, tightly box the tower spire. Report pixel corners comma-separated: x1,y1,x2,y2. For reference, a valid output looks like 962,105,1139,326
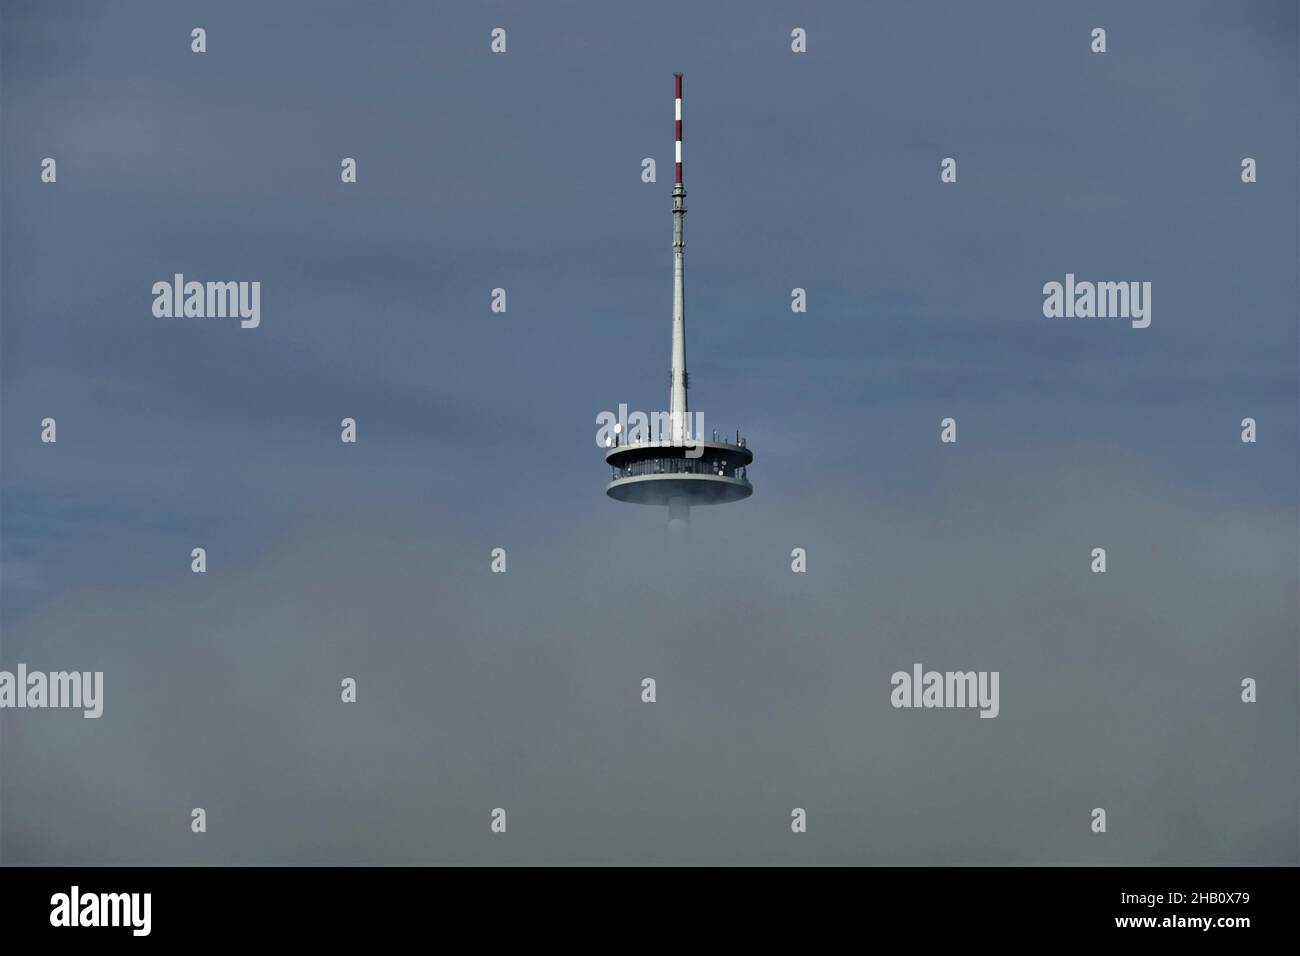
669,73,688,445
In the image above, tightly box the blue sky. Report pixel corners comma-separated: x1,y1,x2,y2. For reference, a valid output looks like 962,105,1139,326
1,0,1296,863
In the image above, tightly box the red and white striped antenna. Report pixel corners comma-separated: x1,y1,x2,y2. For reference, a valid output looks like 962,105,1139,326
674,73,683,185
669,73,688,444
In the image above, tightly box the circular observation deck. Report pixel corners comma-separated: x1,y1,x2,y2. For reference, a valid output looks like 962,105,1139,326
605,439,753,506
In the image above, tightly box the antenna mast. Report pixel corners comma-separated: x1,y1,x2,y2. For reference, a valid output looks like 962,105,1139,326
669,73,688,445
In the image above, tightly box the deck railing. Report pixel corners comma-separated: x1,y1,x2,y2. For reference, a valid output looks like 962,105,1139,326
611,458,750,481
609,431,748,450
